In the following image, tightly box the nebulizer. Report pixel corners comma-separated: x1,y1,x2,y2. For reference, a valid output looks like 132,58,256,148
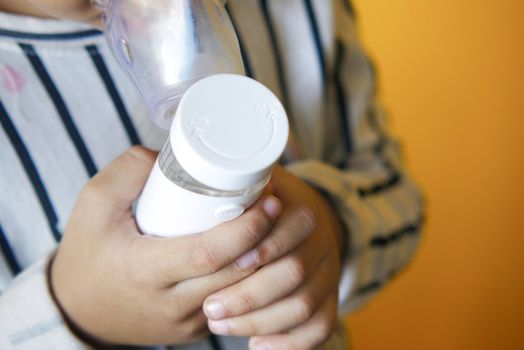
95,0,289,237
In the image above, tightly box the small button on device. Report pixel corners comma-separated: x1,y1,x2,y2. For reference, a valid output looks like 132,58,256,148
214,205,245,220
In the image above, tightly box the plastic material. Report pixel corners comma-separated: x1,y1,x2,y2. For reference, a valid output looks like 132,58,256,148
172,74,289,191
136,161,260,235
101,0,244,129
136,75,289,237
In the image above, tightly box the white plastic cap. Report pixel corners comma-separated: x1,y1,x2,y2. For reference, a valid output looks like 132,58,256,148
171,74,289,191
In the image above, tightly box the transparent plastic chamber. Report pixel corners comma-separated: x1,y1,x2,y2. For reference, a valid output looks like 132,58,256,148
101,0,244,129
134,74,289,236
158,138,271,198
100,1,289,236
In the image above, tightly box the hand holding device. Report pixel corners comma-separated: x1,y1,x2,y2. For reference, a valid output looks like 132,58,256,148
99,1,289,237
136,75,289,237
50,146,281,346
203,166,345,350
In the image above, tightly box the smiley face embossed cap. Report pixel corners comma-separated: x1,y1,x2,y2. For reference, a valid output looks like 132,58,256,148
170,74,289,191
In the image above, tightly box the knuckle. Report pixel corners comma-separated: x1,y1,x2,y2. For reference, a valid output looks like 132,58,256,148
245,211,270,242
300,205,317,231
261,234,285,262
294,295,316,323
191,243,221,274
285,255,307,285
238,292,256,313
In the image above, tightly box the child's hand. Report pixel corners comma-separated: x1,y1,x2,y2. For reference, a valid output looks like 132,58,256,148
204,165,345,350
50,146,282,346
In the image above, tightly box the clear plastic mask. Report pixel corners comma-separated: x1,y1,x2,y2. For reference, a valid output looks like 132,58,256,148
101,0,244,129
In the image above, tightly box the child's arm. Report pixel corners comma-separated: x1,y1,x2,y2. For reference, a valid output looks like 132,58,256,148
0,146,282,347
201,2,425,349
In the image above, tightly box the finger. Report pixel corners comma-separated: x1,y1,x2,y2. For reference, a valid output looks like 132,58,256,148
249,291,339,350
233,204,317,272
131,195,282,284
207,254,338,336
79,146,156,220
203,233,326,320
161,183,276,311
172,262,256,318
174,213,317,317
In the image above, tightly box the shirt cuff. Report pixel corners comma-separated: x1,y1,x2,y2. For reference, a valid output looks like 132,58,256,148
0,254,91,350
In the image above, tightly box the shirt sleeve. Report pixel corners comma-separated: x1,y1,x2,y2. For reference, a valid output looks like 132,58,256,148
0,254,91,349
287,0,425,314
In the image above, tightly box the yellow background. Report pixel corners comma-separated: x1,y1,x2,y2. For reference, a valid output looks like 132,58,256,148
344,1,524,349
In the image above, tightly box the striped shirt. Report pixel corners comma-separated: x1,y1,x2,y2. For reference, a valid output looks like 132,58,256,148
0,0,424,349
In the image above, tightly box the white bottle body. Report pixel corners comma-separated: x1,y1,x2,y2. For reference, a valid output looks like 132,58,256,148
136,161,261,237
136,74,289,237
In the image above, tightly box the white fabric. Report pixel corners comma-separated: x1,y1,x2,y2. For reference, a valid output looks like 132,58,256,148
0,0,424,348
0,257,88,349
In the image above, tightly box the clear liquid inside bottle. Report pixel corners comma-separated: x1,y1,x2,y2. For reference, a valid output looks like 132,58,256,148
158,138,271,198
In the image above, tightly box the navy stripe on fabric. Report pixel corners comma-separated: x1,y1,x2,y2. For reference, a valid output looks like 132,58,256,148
260,0,292,113
0,100,61,242
208,334,223,350
370,215,424,248
225,3,254,78
356,266,404,296
355,216,424,295
358,172,401,198
358,103,404,197
85,45,142,146
303,0,326,83
0,223,22,275
355,280,381,296
334,40,353,165
0,28,102,41
19,43,98,177
259,0,302,143
355,270,401,296
342,0,356,17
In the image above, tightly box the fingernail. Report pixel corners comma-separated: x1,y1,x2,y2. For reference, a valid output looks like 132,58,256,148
235,249,258,270
251,340,272,350
263,196,281,219
204,299,226,320
208,319,229,335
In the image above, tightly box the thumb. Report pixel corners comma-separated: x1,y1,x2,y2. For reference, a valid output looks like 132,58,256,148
84,146,157,217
